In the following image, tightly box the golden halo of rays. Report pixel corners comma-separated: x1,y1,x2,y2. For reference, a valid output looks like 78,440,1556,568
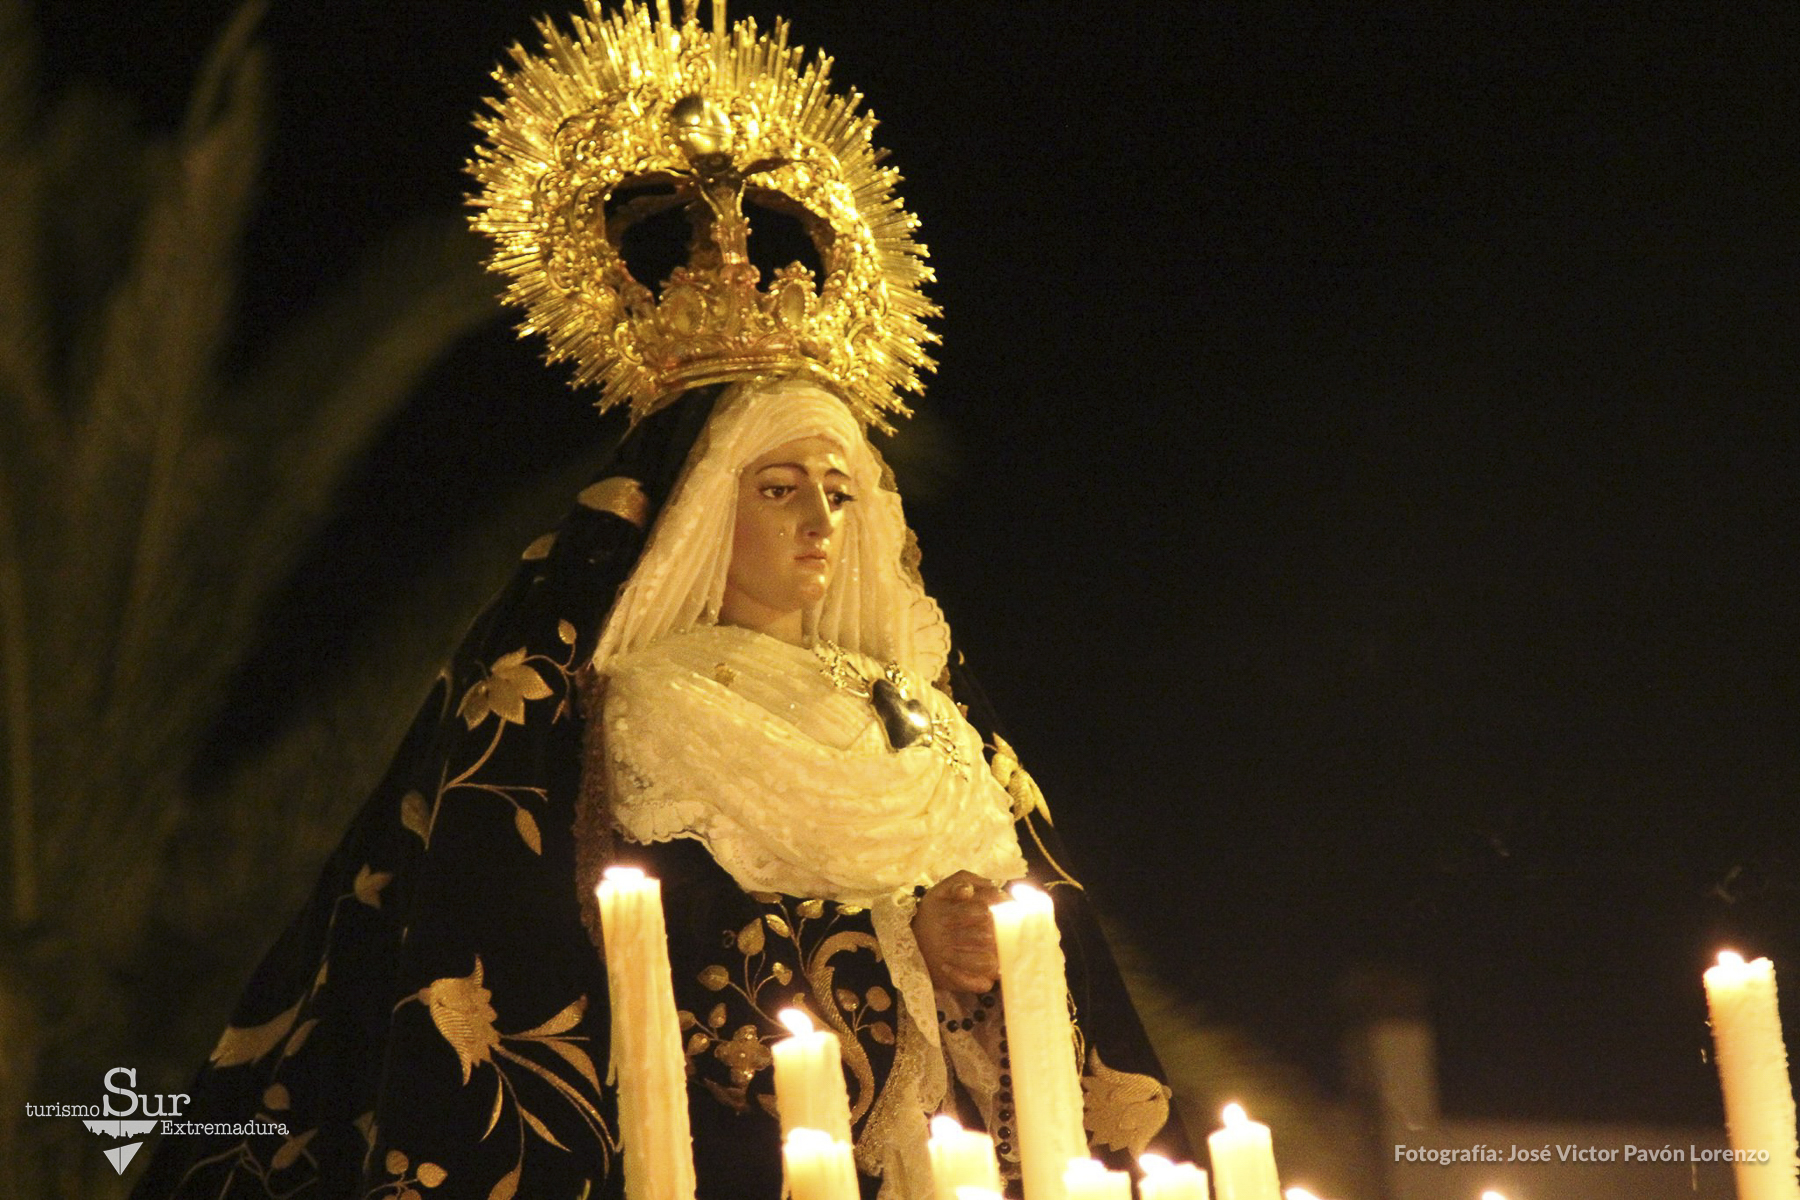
466,0,939,431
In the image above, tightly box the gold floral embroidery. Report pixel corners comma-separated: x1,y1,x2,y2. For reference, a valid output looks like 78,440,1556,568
285,1017,318,1058
803,928,882,1117
715,1025,772,1082
987,733,1051,824
1080,1047,1172,1159
268,1127,317,1172
184,866,392,1195
458,649,555,729
182,597,594,1199
353,864,394,908
401,791,430,842
987,734,1083,892
679,898,883,1119
418,958,503,1083
831,983,895,1046
362,1146,450,1198
209,1000,302,1068
402,640,584,856
354,1111,378,1177
398,960,614,1188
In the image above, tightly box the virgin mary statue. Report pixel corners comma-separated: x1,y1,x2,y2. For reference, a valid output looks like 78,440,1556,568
132,4,1187,1198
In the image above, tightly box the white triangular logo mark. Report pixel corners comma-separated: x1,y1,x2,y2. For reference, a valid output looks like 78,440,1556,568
104,1141,143,1174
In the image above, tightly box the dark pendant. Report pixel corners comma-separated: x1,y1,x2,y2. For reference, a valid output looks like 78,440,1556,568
871,678,932,750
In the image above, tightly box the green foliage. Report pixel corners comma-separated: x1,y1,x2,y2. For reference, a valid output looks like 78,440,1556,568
0,2,502,1193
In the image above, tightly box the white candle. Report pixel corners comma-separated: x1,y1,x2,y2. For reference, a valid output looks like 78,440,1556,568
991,884,1087,1200
1704,951,1800,1200
783,1127,860,1200
1207,1104,1281,1200
928,1114,1003,1200
1063,1157,1131,1200
1140,1153,1210,1200
773,1008,854,1145
596,867,697,1200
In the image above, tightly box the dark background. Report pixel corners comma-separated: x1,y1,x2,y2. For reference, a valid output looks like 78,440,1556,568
36,0,1800,1125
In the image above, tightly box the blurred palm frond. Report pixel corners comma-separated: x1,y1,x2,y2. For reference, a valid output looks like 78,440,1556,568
0,3,499,1193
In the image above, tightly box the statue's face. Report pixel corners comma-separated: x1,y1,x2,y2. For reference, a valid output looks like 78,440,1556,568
725,435,856,630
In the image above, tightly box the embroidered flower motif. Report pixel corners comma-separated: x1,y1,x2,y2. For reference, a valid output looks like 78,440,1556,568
369,1146,450,1196
420,958,502,1083
383,963,610,1198
458,648,554,728
1081,1047,1172,1157
269,1128,316,1172
714,1024,772,1083
683,897,881,1121
209,1000,301,1067
353,864,394,908
989,733,1052,824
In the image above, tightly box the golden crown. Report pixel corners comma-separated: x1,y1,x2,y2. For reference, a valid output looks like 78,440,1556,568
467,0,939,430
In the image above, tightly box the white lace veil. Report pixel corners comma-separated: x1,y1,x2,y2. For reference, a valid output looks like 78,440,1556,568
590,377,953,682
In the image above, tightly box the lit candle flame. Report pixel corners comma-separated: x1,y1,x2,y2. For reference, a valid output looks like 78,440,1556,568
1138,1153,1173,1174
778,1007,815,1036
1284,1190,1321,1200
1718,949,1746,969
1222,1102,1249,1127
929,1114,964,1140
601,865,646,884
1480,1191,1508,1200
1006,881,1050,907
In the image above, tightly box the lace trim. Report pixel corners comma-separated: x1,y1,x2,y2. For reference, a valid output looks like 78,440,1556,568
862,965,934,1200
870,894,943,1095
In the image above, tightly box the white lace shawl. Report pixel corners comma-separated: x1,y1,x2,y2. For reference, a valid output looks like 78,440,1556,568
602,625,1025,902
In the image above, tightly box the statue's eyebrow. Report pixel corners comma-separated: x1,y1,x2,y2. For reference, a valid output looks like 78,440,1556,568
752,461,852,481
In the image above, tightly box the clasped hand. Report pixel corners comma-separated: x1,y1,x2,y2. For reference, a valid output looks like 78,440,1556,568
912,870,1007,994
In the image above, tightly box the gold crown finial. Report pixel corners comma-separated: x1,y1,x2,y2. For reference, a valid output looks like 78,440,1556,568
467,0,939,430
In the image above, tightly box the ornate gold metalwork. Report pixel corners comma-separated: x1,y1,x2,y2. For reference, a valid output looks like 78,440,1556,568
468,0,939,430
